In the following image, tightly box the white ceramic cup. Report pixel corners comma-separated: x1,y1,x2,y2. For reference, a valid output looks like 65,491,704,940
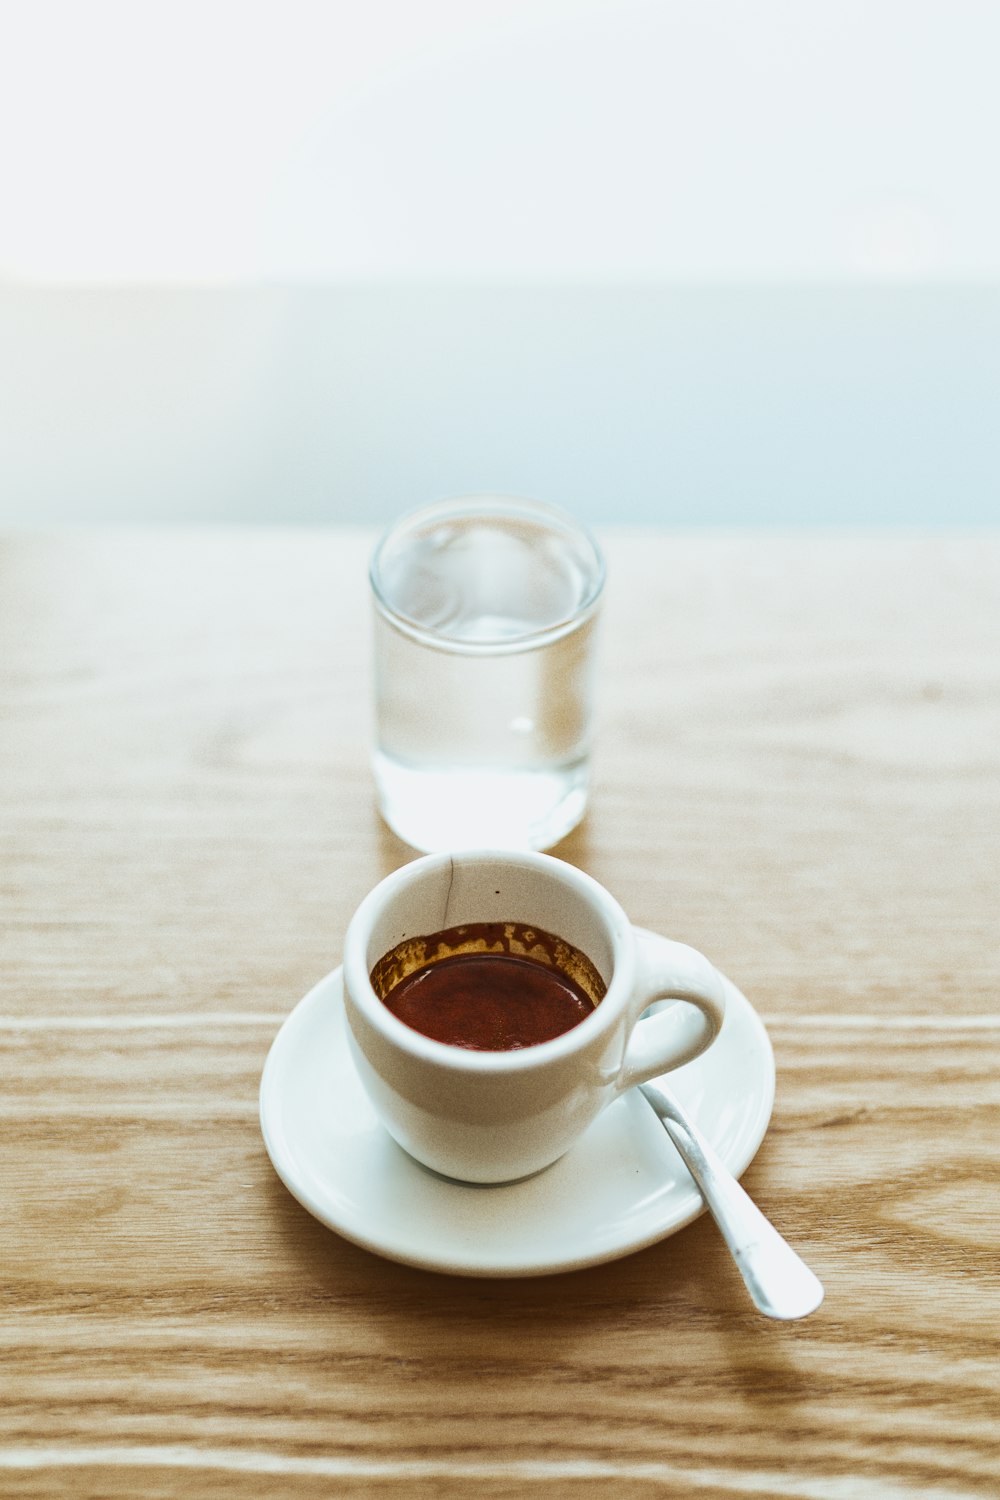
342,850,727,1183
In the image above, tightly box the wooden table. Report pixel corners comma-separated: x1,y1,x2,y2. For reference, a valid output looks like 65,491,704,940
2,530,998,1498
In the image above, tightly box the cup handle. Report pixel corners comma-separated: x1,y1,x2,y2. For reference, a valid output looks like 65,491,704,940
616,927,727,1093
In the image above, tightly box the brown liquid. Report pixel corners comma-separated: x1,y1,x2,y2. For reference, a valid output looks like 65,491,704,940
372,921,606,1052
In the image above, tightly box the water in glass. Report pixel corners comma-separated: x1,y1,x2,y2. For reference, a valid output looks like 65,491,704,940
371,504,603,852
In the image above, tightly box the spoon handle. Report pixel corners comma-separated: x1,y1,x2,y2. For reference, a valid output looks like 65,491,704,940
639,1081,824,1321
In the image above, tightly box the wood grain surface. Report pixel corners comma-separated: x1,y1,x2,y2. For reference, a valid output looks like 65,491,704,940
2,530,998,1499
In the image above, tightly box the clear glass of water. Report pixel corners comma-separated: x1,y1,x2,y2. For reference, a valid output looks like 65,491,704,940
370,495,605,853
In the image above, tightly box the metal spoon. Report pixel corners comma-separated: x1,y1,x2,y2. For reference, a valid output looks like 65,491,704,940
639,1080,824,1320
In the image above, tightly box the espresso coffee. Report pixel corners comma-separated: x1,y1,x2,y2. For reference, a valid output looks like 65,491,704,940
370,921,606,1052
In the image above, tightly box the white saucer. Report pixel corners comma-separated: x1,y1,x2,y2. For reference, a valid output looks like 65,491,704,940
259,964,775,1278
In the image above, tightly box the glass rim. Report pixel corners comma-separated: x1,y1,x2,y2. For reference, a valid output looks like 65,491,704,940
369,493,606,654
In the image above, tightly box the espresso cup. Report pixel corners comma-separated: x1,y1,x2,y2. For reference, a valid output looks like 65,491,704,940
342,850,727,1183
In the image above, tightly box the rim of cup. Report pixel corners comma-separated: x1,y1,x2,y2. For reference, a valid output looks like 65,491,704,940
342,850,635,1075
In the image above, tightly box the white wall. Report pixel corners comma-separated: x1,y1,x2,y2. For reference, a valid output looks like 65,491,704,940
2,2,998,524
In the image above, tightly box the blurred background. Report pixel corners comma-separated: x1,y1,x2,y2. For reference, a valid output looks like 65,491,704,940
1,0,997,528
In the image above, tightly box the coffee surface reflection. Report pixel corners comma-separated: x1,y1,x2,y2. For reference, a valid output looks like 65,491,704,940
371,921,606,1052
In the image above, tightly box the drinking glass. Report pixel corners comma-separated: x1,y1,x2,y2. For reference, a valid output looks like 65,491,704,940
369,495,605,852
